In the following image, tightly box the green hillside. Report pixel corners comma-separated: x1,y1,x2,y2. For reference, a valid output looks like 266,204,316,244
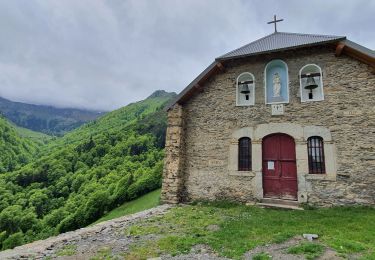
0,116,41,173
0,91,175,250
49,91,175,149
12,124,53,145
93,188,161,225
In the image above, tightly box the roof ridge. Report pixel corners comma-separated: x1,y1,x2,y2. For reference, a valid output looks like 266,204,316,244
276,31,346,38
217,32,276,59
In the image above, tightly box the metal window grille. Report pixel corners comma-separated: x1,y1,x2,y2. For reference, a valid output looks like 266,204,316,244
238,137,251,171
307,136,326,174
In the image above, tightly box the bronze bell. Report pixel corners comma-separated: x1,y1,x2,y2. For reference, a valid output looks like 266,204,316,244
305,76,318,99
240,83,251,94
304,76,318,90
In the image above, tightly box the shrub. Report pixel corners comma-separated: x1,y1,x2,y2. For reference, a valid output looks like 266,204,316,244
2,232,24,250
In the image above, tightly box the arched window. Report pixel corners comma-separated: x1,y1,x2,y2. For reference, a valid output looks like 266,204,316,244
307,136,326,174
238,137,251,171
299,64,324,102
236,73,255,106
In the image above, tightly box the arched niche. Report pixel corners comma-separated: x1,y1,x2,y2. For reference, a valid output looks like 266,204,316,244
264,59,289,104
236,72,255,106
299,64,324,102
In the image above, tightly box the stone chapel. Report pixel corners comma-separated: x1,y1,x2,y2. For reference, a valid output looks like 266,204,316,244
161,24,375,207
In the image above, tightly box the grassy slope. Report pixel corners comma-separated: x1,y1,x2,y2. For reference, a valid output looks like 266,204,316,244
93,189,161,225
124,203,375,259
13,124,53,144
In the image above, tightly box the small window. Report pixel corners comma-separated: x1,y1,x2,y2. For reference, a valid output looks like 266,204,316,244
238,137,251,171
236,73,255,106
299,64,324,102
307,136,326,174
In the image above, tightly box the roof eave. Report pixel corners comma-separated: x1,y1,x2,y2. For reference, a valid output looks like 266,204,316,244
165,61,222,111
338,40,375,69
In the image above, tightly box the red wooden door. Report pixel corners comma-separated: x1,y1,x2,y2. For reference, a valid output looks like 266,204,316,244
262,134,297,200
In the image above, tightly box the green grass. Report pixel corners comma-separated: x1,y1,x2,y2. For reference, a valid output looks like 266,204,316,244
361,251,375,260
56,244,77,256
287,242,325,259
90,247,119,260
252,252,272,260
13,124,53,144
123,202,375,259
92,189,161,225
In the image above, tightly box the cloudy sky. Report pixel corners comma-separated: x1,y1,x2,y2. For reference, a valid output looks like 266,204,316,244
0,0,373,111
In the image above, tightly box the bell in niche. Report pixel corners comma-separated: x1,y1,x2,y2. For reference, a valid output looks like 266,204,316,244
239,83,251,94
304,76,318,99
239,82,251,101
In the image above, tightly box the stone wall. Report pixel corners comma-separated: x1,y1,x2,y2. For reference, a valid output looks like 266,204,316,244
160,104,184,204
162,45,375,206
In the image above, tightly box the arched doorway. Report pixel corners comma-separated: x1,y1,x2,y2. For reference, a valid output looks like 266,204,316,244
262,133,297,200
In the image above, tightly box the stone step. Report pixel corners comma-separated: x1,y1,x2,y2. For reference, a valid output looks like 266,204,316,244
258,199,303,210
261,198,300,207
257,202,304,210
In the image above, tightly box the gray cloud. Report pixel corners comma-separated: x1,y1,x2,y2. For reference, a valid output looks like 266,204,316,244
0,0,373,110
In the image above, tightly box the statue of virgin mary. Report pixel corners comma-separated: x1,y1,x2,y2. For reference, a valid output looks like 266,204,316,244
273,72,281,98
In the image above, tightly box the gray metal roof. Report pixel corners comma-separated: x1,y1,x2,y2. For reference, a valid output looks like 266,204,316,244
217,32,346,60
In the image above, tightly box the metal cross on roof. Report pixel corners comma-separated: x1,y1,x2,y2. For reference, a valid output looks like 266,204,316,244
267,15,284,33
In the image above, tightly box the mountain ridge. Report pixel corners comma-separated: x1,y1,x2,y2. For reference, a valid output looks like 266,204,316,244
147,90,176,99
0,96,105,136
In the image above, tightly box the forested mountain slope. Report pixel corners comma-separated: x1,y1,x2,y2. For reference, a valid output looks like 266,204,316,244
0,90,176,250
49,90,176,149
0,116,41,173
0,96,104,136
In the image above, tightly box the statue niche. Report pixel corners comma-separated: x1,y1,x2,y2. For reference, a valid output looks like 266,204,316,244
272,72,281,98
265,59,289,104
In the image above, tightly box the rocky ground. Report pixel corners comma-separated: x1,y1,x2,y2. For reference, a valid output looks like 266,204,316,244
0,205,344,260
0,205,173,260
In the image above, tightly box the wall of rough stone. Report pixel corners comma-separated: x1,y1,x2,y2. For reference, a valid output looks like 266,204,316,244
161,104,185,204
163,45,375,206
